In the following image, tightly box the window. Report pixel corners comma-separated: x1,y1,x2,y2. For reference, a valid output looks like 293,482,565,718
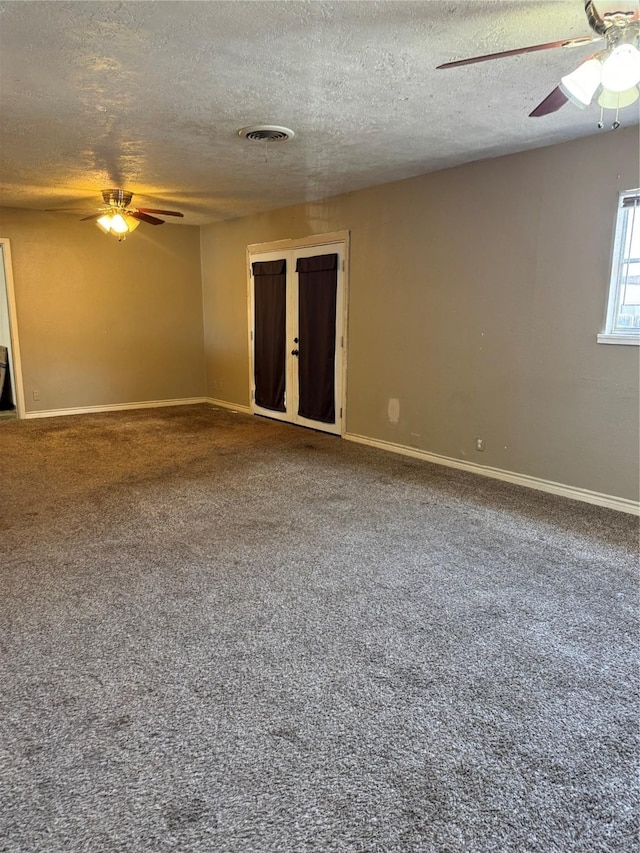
598,189,640,345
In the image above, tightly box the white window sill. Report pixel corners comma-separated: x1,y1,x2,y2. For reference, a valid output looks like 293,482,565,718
597,333,640,346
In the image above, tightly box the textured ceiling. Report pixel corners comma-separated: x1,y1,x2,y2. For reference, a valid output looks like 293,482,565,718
1,0,639,225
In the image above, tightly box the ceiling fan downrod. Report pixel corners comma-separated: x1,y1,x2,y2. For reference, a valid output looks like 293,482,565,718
585,0,608,36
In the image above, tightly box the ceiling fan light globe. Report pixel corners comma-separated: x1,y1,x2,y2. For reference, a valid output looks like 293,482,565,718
560,57,602,107
110,213,129,234
597,85,640,109
125,214,141,232
96,214,113,233
600,44,640,92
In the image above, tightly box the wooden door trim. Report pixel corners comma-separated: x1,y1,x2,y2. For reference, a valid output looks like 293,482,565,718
247,230,350,255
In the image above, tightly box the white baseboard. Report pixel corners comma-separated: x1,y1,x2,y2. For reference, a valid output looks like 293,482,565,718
344,432,639,516
24,397,209,419
205,397,252,415
20,400,637,515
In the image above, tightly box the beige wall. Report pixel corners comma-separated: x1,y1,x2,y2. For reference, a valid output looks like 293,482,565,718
0,208,205,412
200,128,640,502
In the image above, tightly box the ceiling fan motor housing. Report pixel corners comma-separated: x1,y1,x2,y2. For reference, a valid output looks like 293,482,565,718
102,189,133,208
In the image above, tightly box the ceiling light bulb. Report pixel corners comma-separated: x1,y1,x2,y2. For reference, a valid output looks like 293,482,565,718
560,57,602,108
600,44,640,92
597,85,640,109
96,214,113,233
110,213,128,234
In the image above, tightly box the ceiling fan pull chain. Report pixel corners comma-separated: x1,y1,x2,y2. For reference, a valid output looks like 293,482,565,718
598,103,605,129
612,103,621,130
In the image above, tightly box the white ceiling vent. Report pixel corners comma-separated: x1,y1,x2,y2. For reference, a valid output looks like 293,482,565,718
238,125,295,142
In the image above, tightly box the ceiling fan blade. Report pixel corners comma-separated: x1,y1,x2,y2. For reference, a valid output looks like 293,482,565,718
136,208,184,217
437,35,597,69
529,86,569,117
79,212,105,222
130,211,165,225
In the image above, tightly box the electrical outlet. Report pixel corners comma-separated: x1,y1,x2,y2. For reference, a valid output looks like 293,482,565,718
475,437,484,452
32,390,40,401
410,433,420,448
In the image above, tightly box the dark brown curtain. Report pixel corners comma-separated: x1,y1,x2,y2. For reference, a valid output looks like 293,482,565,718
0,345,10,410
253,259,286,412
296,254,338,423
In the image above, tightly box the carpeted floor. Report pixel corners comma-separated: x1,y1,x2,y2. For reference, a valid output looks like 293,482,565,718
1,404,638,852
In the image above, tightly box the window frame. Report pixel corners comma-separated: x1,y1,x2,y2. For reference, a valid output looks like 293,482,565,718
598,188,640,346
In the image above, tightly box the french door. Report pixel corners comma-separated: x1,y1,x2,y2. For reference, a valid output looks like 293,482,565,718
248,241,345,435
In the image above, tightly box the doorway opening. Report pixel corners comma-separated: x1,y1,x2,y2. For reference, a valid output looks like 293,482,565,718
247,233,349,436
0,239,25,420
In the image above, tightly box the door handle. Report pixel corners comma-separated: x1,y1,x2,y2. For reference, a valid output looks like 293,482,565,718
291,349,299,356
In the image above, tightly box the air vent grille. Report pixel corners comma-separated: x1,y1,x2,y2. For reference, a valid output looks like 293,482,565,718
238,125,295,142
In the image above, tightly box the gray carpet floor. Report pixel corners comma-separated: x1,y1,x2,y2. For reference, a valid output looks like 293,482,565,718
1,404,638,852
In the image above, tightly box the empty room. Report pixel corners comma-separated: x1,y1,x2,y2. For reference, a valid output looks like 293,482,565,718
1,1,638,851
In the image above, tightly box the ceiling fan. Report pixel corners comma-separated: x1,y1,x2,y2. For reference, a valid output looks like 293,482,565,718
438,0,640,127
53,189,184,241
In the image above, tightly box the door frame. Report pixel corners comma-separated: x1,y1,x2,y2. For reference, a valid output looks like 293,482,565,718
0,239,25,419
246,230,350,436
